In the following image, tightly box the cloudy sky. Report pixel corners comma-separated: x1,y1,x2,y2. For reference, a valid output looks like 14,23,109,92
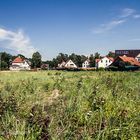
0,0,140,60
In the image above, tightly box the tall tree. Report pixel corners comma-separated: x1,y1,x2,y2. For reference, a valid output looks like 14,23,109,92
89,54,95,67
107,51,115,58
56,53,69,64
0,52,12,70
17,54,26,59
32,52,42,68
94,52,100,59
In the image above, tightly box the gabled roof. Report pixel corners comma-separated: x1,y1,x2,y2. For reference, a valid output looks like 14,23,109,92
95,59,100,63
58,61,66,67
83,59,90,64
95,57,114,63
136,53,140,58
118,56,140,66
13,56,24,63
107,57,114,62
65,59,74,65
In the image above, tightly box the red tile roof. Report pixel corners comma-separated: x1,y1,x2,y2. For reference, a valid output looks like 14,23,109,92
119,56,140,66
95,59,100,63
107,57,114,62
13,57,24,63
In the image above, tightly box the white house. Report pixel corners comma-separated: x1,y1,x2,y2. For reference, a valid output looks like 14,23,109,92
82,60,90,68
65,59,77,68
58,61,66,68
135,53,140,62
10,56,31,71
95,57,114,68
58,59,77,68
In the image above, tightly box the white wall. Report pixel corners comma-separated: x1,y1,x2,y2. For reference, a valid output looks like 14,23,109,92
10,61,30,70
65,60,77,68
82,60,90,68
96,57,113,68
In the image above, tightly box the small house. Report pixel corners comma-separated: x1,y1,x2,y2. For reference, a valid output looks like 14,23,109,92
58,59,77,68
82,59,90,68
10,56,31,71
95,57,114,68
58,61,66,68
135,53,140,62
111,55,140,67
65,59,77,68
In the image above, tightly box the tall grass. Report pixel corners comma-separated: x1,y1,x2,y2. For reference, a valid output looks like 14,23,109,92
0,71,140,139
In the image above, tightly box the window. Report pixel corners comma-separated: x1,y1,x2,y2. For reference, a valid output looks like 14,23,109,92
101,60,103,63
106,60,108,63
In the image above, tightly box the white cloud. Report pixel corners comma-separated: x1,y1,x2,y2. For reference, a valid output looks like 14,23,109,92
92,19,126,34
133,14,140,19
92,8,140,34
120,8,135,18
0,27,36,57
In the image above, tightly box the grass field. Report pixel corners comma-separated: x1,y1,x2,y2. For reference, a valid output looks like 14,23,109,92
0,71,140,140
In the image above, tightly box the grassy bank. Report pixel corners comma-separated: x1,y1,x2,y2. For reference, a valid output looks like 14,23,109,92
0,71,140,140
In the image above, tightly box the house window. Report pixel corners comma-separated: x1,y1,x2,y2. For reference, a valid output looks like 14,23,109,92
101,60,103,63
106,60,108,63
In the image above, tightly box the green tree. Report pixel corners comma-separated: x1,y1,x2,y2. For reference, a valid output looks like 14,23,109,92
56,53,69,64
0,52,12,70
107,51,115,58
32,52,42,68
89,54,95,67
17,54,26,59
94,52,100,59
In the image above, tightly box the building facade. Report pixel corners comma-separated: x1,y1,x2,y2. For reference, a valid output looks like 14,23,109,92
95,57,114,68
10,56,31,71
115,50,140,58
82,60,90,68
58,59,77,68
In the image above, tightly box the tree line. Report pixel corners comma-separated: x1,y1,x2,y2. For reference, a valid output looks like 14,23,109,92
0,51,115,70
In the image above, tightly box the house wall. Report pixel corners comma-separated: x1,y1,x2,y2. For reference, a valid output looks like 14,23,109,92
96,57,113,68
82,60,90,68
65,60,77,68
135,53,140,62
10,61,30,71
58,62,66,68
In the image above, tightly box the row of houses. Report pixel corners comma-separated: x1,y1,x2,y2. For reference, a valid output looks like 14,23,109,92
9,49,140,70
57,50,140,69
57,56,115,69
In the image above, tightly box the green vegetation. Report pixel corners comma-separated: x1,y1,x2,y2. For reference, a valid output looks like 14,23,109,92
0,71,140,140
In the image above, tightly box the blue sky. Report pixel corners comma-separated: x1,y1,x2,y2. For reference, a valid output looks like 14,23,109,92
0,0,140,60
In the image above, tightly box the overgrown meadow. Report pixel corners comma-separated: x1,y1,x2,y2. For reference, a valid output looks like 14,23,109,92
0,71,140,140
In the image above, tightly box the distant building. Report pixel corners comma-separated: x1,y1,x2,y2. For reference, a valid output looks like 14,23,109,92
135,53,140,62
95,57,114,68
10,56,31,71
64,59,77,68
41,64,49,70
115,50,140,58
58,59,77,68
58,61,66,68
111,55,140,67
82,59,90,68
